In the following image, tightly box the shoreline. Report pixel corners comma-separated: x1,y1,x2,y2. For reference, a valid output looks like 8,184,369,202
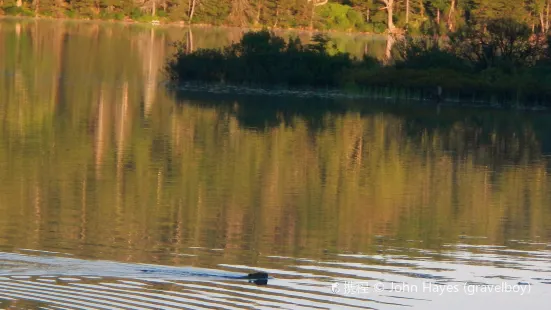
0,14,381,36
166,81,550,112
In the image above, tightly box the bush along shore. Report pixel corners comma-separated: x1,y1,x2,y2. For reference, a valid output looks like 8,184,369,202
166,18,551,108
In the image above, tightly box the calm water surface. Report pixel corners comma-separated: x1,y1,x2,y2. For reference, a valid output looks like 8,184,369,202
1,17,551,309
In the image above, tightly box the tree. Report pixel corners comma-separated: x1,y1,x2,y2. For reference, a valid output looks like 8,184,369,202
449,18,547,71
133,0,170,16
350,0,375,23
69,0,99,16
308,0,328,30
34,0,62,15
191,0,230,25
529,0,550,32
405,0,409,24
228,0,254,26
431,0,447,25
447,0,456,30
3,0,551,34
378,0,395,32
471,0,528,23
166,0,198,22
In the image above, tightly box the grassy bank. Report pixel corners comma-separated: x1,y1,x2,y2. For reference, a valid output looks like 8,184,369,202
166,18,551,108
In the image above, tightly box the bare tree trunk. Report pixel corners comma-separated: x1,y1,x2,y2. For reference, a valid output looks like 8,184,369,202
189,0,196,22
546,0,550,32
406,0,409,25
366,8,370,23
309,3,315,30
383,0,395,32
385,35,395,63
448,0,455,31
541,11,546,32
419,0,424,18
152,0,156,16
436,8,440,24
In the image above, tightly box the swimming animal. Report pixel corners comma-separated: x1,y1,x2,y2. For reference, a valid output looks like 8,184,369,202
243,272,269,285
139,269,270,285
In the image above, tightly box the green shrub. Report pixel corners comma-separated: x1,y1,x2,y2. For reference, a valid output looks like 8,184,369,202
2,5,22,15
372,22,387,34
449,18,547,72
22,9,34,16
113,12,124,20
357,23,373,33
2,5,34,16
394,37,472,72
130,8,142,20
98,10,111,20
136,14,156,22
167,30,354,88
157,9,168,18
346,9,363,29
64,9,77,18
315,3,355,31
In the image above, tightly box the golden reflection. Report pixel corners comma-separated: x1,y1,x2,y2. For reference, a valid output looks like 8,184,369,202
0,19,550,266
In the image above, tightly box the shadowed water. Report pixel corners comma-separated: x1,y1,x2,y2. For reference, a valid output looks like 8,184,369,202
1,17,551,309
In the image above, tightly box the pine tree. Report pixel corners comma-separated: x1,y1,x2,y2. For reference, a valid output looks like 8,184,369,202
350,0,376,23
192,0,230,25
68,0,98,16
35,0,63,15
471,0,527,22
228,0,255,26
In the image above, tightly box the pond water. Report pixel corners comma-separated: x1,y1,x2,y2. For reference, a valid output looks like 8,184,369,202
1,17,551,309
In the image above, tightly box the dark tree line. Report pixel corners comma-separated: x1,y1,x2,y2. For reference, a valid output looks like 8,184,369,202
1,0,551,34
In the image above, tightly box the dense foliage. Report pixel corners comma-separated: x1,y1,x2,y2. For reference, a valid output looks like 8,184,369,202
167,31,353,87
167,19,551,106
1,0,551,34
